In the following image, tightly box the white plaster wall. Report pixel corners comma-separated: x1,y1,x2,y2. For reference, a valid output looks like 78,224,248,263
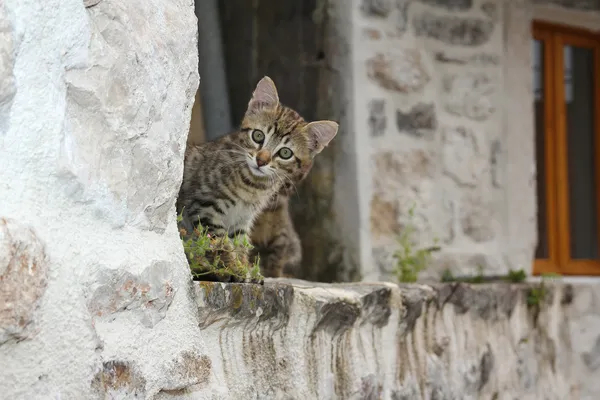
0,0,204,397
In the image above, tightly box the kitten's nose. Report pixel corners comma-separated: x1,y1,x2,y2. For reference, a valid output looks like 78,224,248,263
256,150,271,167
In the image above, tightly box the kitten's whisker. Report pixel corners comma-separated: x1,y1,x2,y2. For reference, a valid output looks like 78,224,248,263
277,171,300,197
229,142,250,155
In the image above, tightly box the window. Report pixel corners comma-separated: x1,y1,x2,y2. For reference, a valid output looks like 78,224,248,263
533,22,600,275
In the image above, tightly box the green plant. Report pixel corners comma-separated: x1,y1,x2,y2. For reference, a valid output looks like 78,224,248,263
506,268,527,283
393,205,440,283
177,212,263,282
527,272,561,306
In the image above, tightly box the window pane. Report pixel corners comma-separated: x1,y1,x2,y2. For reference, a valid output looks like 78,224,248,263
534,39,549,259
564,45,599,259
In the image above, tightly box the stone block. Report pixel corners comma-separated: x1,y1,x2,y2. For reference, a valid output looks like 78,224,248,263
366,50,430,93
460,190,497,242
442,126,488,187
372,149,436,195
396,102,438,139
368,99,387,137
414,12,495,46
443,73,497,121
0,218,49,345
86,262,175,328
91,360,146,398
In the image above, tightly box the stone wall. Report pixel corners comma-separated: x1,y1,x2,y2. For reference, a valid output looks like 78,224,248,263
356,0,537,281
192,279,600,399
0,0,200,397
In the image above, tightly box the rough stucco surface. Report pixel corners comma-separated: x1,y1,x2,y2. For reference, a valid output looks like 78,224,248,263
193,279,600,400
0,0,200,397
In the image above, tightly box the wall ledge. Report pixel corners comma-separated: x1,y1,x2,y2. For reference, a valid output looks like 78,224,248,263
191,279,598,399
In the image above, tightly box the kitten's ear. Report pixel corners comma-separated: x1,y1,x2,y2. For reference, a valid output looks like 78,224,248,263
306,120,338,154
247,76,279,112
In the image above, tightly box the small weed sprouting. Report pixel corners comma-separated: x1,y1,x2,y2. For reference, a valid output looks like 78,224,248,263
506,268,528,283
393,205,440,283
177,211,263,283
527,272,561,306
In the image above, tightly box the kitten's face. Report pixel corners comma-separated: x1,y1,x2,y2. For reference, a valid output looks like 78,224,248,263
235,77,338,183
239,107,312,180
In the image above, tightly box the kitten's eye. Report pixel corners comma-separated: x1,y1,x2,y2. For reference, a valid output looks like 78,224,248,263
278,147,293,160
251,129,265,143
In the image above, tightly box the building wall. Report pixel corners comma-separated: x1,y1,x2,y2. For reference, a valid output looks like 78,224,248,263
358,0,600,281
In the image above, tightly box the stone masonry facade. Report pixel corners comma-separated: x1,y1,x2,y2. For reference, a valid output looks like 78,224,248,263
358,0,523,280
354,0,597,281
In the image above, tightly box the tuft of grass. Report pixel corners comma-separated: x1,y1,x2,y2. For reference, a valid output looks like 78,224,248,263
393,205,440,283
177,212,263,283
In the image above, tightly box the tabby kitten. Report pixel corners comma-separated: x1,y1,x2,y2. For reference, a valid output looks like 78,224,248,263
249,159,313,278
177,76,338,277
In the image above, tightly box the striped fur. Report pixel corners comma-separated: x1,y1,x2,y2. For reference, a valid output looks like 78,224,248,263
177,77,337,274
249,158,313,278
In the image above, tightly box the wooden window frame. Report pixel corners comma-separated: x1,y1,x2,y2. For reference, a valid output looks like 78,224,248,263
533,21,600,276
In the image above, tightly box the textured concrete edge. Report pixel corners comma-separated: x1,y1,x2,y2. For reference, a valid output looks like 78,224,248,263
193,278,573,332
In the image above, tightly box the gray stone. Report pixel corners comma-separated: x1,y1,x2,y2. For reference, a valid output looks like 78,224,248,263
460,191,496,242
443,73,496,121
0,218,49,345
366,49,430,93
435,52,500,66
86,261,175,328
414,12,494,46
361,0,393,17
420,0,473,10
442,126,487,187
371,149,436,209
396,102,437,139
368,99,387,137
